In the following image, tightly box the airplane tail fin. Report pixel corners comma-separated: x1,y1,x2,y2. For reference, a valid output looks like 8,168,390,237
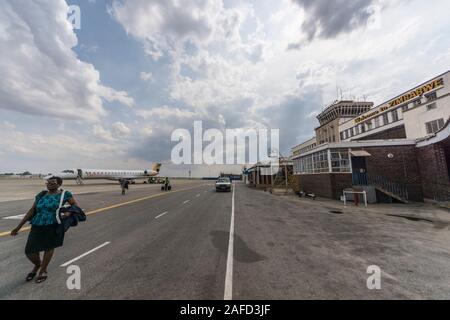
152,163,162,173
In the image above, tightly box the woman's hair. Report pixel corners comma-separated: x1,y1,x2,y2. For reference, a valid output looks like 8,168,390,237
48,176,63,186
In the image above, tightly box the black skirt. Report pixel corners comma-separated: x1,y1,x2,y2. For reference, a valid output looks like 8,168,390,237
25,224,65,254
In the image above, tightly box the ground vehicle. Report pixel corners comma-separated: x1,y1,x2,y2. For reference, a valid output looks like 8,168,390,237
215,177,232,192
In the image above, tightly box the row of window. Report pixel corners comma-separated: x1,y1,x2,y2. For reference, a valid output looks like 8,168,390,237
340,109,401,140
318,105,372,125
425,119,445,135
293,142,318,156
85,171,138,175
293,149,351,174
339,92,439,141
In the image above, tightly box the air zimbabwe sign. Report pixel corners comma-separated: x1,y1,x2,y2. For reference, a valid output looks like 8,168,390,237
389,78,443,108
355,78,444,124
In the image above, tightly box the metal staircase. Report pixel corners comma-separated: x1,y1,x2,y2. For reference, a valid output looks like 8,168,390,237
352,173,409,203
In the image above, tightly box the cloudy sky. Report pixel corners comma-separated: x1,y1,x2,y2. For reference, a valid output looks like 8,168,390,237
0,0,449,175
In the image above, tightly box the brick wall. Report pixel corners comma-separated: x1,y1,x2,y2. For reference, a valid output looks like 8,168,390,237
416,142,450,201
295,174,352,200
331,174,353,199
363,146,423,202
293,142,450,202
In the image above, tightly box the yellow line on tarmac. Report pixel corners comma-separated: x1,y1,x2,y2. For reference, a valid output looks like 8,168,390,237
0,184,210,238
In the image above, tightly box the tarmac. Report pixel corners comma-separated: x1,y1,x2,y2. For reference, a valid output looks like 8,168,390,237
0,179,449,299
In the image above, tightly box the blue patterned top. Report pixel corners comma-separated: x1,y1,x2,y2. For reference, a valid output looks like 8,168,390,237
31,191,73,226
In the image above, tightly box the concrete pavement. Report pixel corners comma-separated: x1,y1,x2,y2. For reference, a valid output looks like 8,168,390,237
0,181,449,299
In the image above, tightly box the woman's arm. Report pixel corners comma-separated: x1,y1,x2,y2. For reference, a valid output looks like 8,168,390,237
67,197,78,206
61,197,78,218
10,203,36,236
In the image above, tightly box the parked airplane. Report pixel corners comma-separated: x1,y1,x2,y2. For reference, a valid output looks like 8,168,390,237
44,163,162,185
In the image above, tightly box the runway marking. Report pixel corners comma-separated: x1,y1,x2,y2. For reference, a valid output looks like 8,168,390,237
183,200,190,204
196,194,201,197
0,184,210,238
60,242,110,267
2,214,25,220
224,181,235,300
155,211,168,219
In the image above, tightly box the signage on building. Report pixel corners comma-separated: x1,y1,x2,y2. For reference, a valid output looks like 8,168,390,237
354,78,444,124
389,78,443,108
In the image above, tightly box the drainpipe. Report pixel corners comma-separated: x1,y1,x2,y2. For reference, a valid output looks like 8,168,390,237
327,149,332,173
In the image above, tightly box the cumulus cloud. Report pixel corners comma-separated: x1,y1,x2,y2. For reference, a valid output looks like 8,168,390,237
3,0,450,174
140,71,154,82
0,121,131,172
0,0,134,122
93,124,116,142
136,106,198,120
110,0,220,60
291,0,379,41
112,122,131,136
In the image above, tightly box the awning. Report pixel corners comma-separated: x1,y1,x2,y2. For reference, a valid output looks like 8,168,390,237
350,150,372,157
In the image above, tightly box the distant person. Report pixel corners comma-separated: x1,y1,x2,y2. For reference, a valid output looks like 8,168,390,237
120,179,130,195
164,177,170,191
10,177,78,283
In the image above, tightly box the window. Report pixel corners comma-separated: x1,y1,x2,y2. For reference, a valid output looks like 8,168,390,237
374,117,380,128
391,109,399,122
294,150,329,174
425,119,445,134
427,103,437,111
382,113,389,125
426,92,437,102
402,105,409,112
340,132,345,140
366,121,373,131
313,151,329,173
360,124,366,133
355,125,360,135
330,149,350,173
413,99,422,107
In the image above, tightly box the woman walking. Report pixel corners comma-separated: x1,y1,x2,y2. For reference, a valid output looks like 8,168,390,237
10,177,77,283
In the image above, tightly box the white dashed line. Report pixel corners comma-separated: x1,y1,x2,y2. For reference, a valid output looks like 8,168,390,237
155,211,168,219
196,194,201,197
60,242,110,267
224,182,235,300
2,214,25,220
183,200,190,204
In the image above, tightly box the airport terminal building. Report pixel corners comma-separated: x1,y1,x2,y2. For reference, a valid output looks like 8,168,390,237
291,71,450,203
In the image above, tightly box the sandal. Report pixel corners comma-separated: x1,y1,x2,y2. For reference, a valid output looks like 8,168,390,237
26,272,37,282
26,265,41,282
35,272,48,284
